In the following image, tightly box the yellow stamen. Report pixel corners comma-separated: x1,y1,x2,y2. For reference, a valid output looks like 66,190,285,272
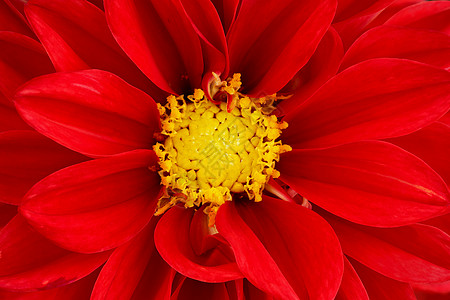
153,74,291,225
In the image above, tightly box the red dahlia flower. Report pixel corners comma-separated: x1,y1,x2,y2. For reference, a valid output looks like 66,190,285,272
0,0,450,299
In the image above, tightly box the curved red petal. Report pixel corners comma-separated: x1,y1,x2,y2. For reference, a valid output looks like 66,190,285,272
283,59,450,150
350,258,416,299
0,130,87,205
0,215,108,292
216,196,343,300
385,1,450,35
335,257,369,300
180,0,228,77
20,150,161,253
0,31,54,101
276,27,344,116
210,0,239,35
104,0,203,94
91,218,165,300
278,141,450,227
14,69,159,157
0,0,34,37
0,269,99,300
227,0,337,96
25,0,160,97
387,122,450,185
341,26,450,70
322,211,450,283
155,206,242,283
334,0,395,23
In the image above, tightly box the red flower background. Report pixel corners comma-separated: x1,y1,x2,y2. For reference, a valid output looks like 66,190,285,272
0,0,449,299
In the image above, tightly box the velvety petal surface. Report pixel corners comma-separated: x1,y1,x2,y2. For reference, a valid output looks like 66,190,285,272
0,0,34,36
0,215,108,291
104,0,203,94
387,122,450,185
278,141,450,227
385,1,450,34
20,150,161,253
216,196,343,300
25,0,158,96
322,211,450,283
91,218,160,300
0,270,98,300
334,0,395,23
350,258,416,299
283,59,450,150
341,26,450,70
14,69,159,157
0,31,54,101
0,130,87,205
276,28,344,115
335,257,369,300
227,0,337,96
155,206,242,283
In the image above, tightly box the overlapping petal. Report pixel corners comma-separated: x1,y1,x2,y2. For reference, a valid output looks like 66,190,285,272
385,1,450,34
350,258,416,299
0,215,108,291
335,257,369,300
283,59,450,150
334,0,395,23
216,196,343,300
388,122,450,185
20,150,161,253
91,218,172,300
0,0,34,36
341,26,450,70
278,141,450,227
25,0,160,96
227,0,337,96
322,211,450,283
104,0,204,94
14,69,159,157
155,205,242,283
0,130,87,205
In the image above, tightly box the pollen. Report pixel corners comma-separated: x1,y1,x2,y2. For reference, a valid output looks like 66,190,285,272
153,74,291,226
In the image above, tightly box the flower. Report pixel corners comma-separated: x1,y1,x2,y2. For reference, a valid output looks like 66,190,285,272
0,0,450,299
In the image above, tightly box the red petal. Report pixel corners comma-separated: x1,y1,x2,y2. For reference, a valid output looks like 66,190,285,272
385,1,450,35
210,0,240,34
0,204,16,229
322,211,450,283
0,31,54,101
129,246,174,300
335,257,369,300
341,26,450,70
350,258,416,299
14,70,160,157
227,0,337,96
283,59,450,150
216,196,343,300
334,0,395,23
0,0,34,37
0,215,108,291
104,0,203,94
171,278,230,300
20,150,161,253
276,28,344,115
278,141,450,227
0,270,99,300
91,218,167,300
387,122,450,185
413,280,450,295
0,97,30,132
0,130,87,205
422,214,450,236
155,206,242,283
180,0,229,77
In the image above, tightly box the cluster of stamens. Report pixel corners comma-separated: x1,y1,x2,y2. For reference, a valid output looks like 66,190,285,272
153,74,291,225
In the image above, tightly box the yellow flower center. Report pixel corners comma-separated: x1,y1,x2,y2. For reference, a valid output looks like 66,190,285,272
153,74,291,225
